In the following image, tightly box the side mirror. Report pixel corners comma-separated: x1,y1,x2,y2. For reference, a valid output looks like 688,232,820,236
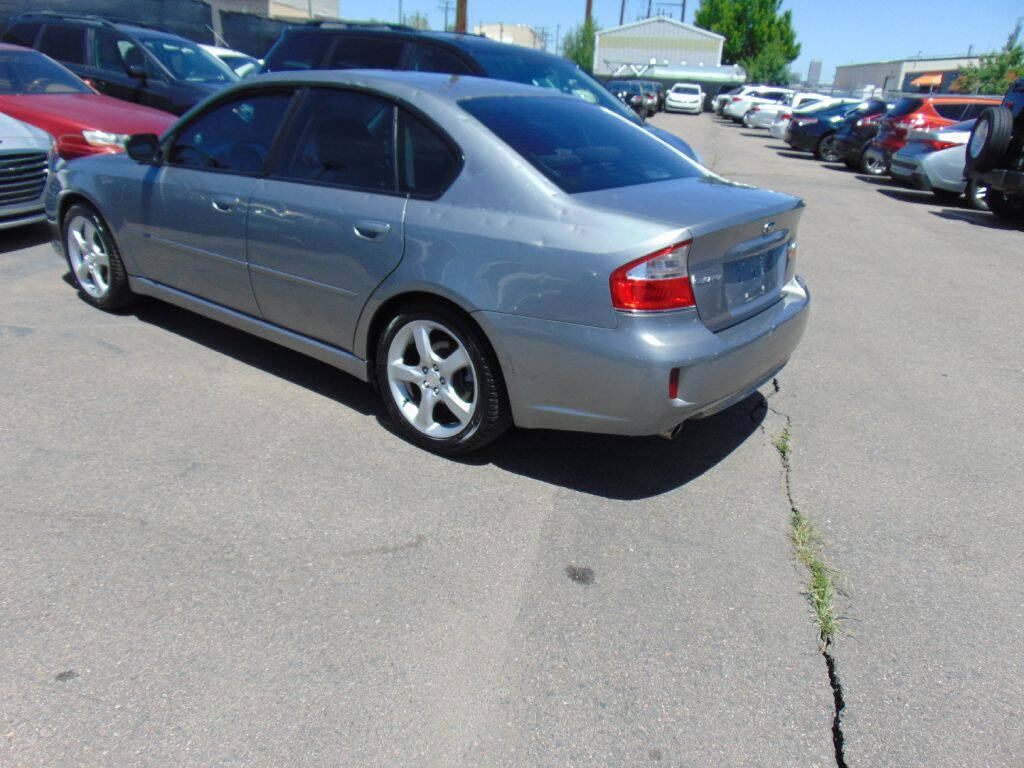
125,134,160,163
126,63,146,80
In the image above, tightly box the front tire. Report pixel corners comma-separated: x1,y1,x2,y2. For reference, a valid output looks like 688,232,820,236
965,180,989,211
987,189,1024,221
375,304,510,454
861,148,887,176
63,203,134,310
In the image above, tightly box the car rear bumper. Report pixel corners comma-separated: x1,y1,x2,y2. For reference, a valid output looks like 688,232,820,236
889,156,929,188
666,101,702,113
786,131,817,152
476,276,810,436
969,168,1024,193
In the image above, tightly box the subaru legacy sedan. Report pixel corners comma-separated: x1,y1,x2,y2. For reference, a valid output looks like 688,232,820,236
46,71,809,454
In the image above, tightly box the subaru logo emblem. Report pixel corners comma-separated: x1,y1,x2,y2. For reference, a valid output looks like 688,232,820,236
763,221,775,235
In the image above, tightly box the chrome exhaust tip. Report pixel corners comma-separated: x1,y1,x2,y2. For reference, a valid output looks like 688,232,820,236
659,422,684,441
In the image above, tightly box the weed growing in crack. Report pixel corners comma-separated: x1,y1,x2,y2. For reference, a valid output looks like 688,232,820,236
773,425,791,461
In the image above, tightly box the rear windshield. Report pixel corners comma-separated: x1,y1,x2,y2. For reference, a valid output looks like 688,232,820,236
0,49,89,94
461,95,703,194
672,85,699,94
888,98,925,118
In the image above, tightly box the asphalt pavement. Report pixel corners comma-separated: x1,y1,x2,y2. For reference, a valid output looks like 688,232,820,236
2,111,1021,767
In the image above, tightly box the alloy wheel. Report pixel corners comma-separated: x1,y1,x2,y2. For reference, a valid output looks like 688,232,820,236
385,319,478,439
66,215,111,299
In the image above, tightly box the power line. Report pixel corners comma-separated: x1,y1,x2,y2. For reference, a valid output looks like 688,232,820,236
438,0,454,30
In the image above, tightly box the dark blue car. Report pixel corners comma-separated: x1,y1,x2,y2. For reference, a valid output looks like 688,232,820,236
786,100,861,161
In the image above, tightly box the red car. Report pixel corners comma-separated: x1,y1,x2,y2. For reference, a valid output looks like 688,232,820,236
0,43,175,159
873,95,1000,157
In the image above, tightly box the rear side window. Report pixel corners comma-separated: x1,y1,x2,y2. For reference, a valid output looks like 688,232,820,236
409,44,471,74
38,24,86,65
327,37,405,69
888,98,924,118
933,103,967,120
398,110,460,196
461,95,702,194
959,103,997,120
273,88,397,192
264,31,331,71
3,22,42,47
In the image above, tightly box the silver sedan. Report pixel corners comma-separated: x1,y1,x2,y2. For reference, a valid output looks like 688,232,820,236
46,71,809,453
890,120,989,210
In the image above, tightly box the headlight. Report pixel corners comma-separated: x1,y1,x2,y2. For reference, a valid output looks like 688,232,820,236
81,130,131,149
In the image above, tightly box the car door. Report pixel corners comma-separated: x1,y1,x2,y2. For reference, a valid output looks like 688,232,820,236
126,89,295,314
83,29,146,104
245,87,408,350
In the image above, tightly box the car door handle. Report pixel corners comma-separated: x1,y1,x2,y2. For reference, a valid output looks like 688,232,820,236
353,221,391,241
211,196,237,213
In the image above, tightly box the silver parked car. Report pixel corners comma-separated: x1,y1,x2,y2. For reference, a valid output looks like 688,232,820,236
0,110,53,230
46,71,809,454
889,120,989,210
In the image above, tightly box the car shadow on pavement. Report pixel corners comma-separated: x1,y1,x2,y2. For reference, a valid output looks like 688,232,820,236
775,151,814,160
459,393,767,500
125,296,378,415
931,209,1020,230
854,174,899,186
1,222,50,255
875,188,939,205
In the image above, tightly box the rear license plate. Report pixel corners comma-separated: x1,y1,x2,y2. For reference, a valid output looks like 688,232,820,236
724,250,776,303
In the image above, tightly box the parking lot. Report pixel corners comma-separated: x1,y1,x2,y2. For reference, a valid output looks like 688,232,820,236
2,110,1022,766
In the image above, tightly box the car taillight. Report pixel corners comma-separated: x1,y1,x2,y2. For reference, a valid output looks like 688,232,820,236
795,117,818,126
924,139,961,151
855,114,880,127
731,96,742,101
780,112,791,121
751,105,761,112
610,241,695,311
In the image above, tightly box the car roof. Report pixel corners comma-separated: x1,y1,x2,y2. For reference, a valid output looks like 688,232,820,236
6,12,193,42
0,42,28,51
246,68,572,103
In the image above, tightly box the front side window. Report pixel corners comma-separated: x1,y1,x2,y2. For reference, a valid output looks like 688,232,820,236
38,24,86,65
93,31,140,74
273,88,397,192
0,50,89,94
140,37,237,84
2,22,42,47
327,37,405,69
168,92,293,173
462,95,703,194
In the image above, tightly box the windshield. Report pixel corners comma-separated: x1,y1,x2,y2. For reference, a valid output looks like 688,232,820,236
0,50,90,94
219,53,259,77
672,85,699,94
140,38,238,84
472,49,643,125
461,95,702,194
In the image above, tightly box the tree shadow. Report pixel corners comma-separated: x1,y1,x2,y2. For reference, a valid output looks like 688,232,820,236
930,209,1021,231
0,222,50,255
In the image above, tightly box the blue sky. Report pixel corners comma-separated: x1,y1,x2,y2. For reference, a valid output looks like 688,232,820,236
336,0,1021,82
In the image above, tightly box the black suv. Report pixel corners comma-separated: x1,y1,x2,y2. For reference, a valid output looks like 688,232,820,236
2,12,237,115
261,22,698,162
966,78,1024,221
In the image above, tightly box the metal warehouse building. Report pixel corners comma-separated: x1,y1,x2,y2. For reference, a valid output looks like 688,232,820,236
593,17,743,91
833,55,981,94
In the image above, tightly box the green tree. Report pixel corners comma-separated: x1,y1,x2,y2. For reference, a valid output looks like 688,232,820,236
562,17,599,72
952,19,1023,94
694,0,800,85
405,11,430,30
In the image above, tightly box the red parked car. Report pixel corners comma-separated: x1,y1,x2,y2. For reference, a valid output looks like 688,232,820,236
0,43,175,159
873,95,1000,161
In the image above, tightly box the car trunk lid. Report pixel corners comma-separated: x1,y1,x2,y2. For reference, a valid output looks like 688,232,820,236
576,176,803,332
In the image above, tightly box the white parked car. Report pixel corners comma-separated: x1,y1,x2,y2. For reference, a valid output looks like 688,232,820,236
0,111,53,230
200,44,261,77
664,83,704,114
714,84,764,115
768,98,861,140
745,92,827,128
724,87,795,122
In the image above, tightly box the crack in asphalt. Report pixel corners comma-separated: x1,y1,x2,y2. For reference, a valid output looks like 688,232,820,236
751,381,849,768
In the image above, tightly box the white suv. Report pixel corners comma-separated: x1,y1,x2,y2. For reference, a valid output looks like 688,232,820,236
724,87,795,122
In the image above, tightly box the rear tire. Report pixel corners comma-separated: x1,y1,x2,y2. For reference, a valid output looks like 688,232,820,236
375,303,510,455
861,148,887,176
987,190,1024,221
965,106,1013,173
815,133,839,162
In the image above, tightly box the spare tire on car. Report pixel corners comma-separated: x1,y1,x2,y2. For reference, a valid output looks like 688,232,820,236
966,106,1013,173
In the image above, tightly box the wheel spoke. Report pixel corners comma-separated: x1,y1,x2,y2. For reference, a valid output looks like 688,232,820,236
439,385,473,425
71,229,88,253
438,345,469,376
75,260,91,282
82,221,97,249
92,250,109,268
412,325,436,366
89,264,106,290
413,389,437,429
389,360,422,384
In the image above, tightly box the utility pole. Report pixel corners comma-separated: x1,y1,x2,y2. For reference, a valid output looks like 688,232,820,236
555,23,560,54
647,0,652,18
536,26,551,51
585,0,593,22
398,0,403,24
455,0,466,33
656,0,685,22
438,0,454,30
619,0,625,25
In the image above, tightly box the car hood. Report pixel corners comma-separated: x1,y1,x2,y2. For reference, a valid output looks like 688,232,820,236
0,93,176,136
0,110,51,143
644,124,700,163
